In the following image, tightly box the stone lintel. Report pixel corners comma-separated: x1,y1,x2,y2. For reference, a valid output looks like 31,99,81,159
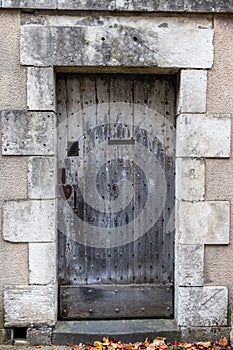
20,20,213,68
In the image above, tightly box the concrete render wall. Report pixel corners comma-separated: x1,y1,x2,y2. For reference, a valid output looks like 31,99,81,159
0,5,233,344
0,9,28,333
205,17,233,293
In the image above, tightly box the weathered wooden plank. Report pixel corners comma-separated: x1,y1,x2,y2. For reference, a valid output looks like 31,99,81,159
57,74,175,318
162,78,176,284
60,284,173,319
108,77,134,283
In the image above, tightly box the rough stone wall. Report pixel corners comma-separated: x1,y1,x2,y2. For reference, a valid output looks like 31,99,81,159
205,16,233,306
0,9,28,331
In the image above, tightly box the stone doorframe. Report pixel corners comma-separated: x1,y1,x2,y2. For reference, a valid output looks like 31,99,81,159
1,13,231,331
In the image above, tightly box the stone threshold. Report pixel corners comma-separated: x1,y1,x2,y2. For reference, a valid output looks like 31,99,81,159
52,320,180,345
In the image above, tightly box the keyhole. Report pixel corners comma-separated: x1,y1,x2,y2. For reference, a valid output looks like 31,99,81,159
112,184,118,192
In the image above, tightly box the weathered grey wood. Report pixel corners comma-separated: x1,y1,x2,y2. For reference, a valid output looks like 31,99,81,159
162,78,176,285
58,74,175,318
60,284,173,319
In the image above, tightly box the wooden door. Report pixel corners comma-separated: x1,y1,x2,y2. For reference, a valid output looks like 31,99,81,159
57,74,176,319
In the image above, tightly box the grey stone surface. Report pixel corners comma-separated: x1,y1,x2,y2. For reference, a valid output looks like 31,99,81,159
20,17,213,68
28,157,56,199
183,0,233,13
178,70,207,114
4,285,57,326
0,328,12,345
27,67,56,111
180,326,231,342
2,0,233,12
176,158,205,201
177,286,228,327
2,0,56,8
58,0,115,10
177,201,230,245
27,327,52,346
176,244,204,286
29,243,56,285
1,111,55,156
53,320,180,344
3,200,55,243
176,114,231,158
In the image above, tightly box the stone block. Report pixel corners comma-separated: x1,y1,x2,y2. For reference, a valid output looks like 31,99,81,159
176,158,205,201
28,157,56,199
3,200,55,242
2,0,56,8
27,67,56,111
178,70,207,113
176,244,204,286
29,243,56,285
4,285,57,326
177,286,228,327
177,201,230,244
184,0,233,13
58,0,115,10
115,0,160,11
1,111,55,156
176,114,231,158
181,326,231,343
26,327,52,346
2,0,233,12
20,17,213,68
0,328,12,345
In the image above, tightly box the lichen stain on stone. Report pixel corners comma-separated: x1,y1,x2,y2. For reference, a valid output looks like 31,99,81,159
96,25,159,66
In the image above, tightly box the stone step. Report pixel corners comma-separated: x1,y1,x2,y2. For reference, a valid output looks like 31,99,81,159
52,320,180,345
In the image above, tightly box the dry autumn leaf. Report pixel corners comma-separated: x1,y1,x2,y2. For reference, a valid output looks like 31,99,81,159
83,336,231,350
